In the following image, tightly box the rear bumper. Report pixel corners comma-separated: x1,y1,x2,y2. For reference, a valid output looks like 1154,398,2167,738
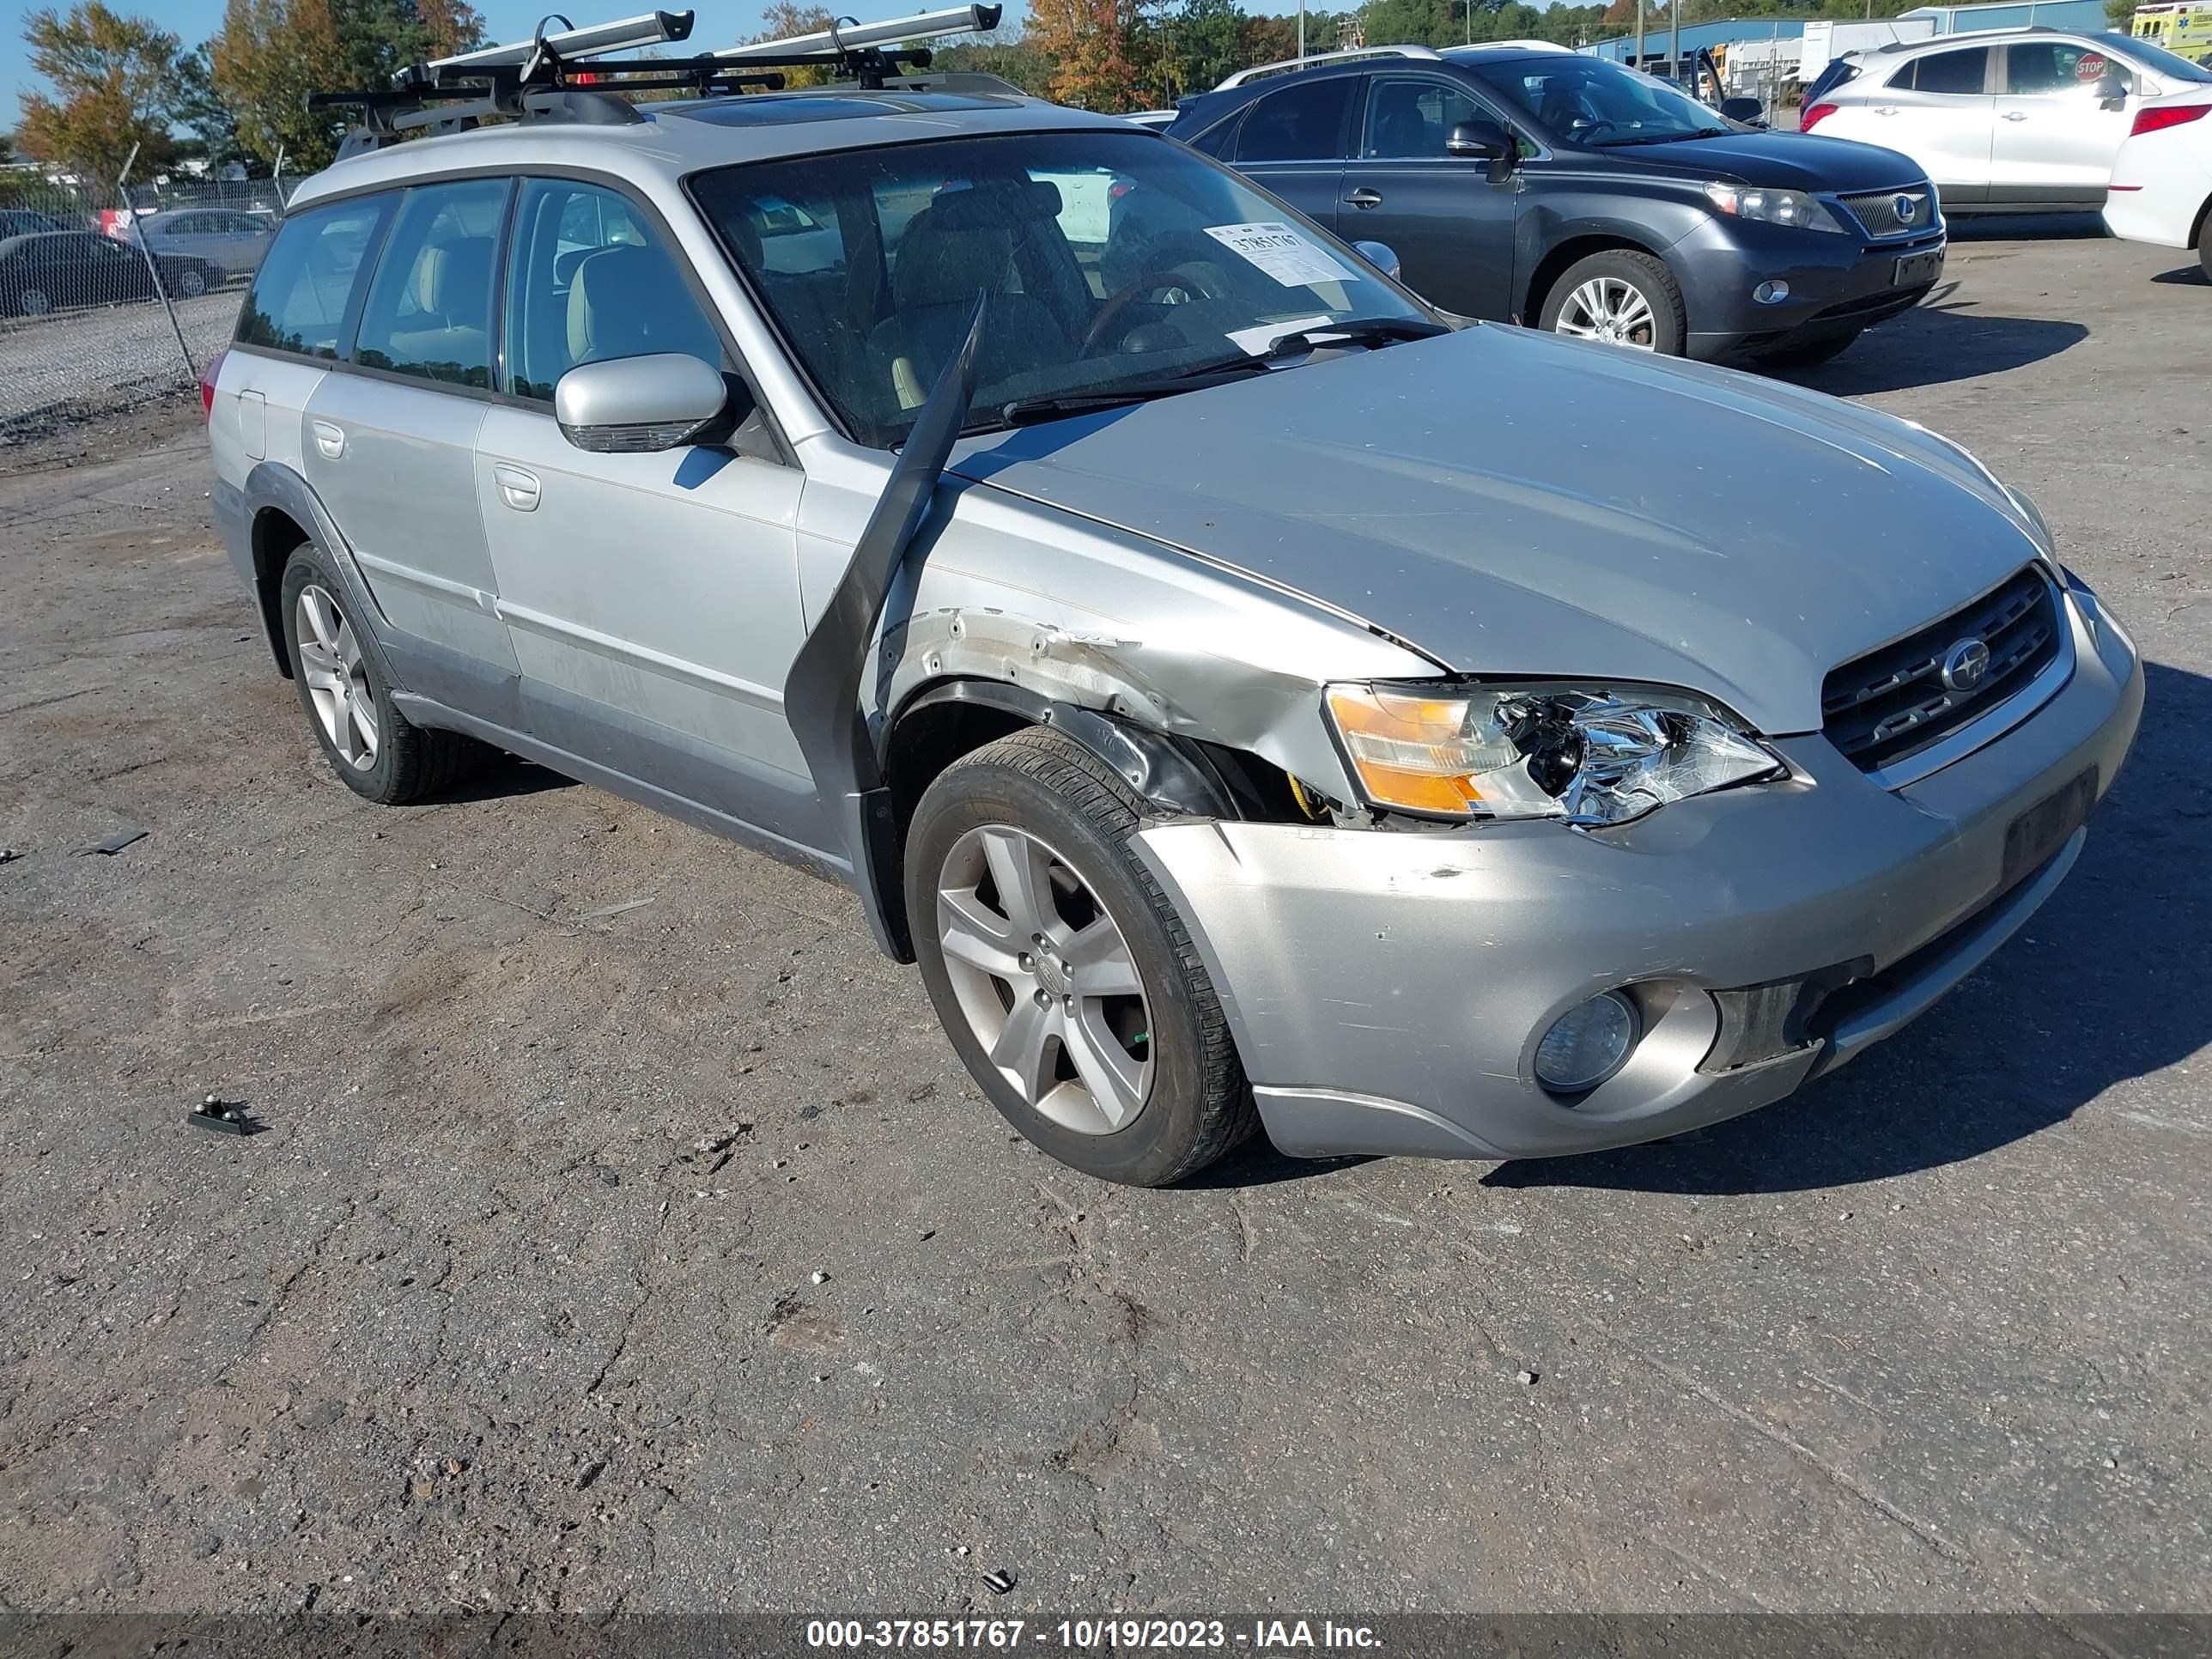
1133,585,2142,1163
1669,214,1946,361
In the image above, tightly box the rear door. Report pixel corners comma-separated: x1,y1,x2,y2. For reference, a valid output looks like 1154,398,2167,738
1992,38,2139,203
302,177,521,682
1227,75,1358,234
474,177,818,846
1838,46,1996,204
1338,72,1520,318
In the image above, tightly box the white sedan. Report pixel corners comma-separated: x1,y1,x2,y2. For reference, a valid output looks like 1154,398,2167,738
2103,87,2212,275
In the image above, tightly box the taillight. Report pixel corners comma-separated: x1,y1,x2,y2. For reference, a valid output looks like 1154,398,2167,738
1801,101,1838,132
2131,100,2211,137
199,347,225,421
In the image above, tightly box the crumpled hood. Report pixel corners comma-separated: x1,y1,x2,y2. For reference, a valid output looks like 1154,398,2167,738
950,325,2047,736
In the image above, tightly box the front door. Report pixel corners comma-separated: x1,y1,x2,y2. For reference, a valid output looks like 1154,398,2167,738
1226,74,1358,234
475,177,821,852
1992,39,2139,204
1339,73,1519,319
301,177,520,682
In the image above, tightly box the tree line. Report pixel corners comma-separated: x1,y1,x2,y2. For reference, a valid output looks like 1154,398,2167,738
8,0,2017,181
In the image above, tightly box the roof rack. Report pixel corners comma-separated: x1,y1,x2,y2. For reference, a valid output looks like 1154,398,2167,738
311,4,1005,158
1215,44,1441,88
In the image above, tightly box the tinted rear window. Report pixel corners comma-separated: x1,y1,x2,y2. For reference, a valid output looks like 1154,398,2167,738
1897,46,1989,94
236,197,391,359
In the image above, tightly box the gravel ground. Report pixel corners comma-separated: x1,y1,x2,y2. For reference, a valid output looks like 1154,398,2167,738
1,228,2208,1630
0,288,243,433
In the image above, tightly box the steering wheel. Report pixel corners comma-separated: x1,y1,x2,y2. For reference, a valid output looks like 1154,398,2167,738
1083,267,1207,356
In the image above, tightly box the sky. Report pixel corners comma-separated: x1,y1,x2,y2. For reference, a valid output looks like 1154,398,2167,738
0,0,1038,131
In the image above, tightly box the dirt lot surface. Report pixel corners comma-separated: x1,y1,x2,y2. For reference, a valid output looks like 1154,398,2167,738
2,228,2209,1626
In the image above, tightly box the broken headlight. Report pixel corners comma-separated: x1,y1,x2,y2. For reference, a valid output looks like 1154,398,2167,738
1324,684,1785,827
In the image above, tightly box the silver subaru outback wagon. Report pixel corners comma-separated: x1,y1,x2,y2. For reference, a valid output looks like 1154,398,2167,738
206,78,2142,1187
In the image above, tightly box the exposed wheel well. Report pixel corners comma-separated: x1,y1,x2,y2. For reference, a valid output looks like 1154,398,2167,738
250,507,311,678
1523,233,1665,328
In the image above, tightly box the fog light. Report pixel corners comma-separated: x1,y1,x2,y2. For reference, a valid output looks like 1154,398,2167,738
1753,279,1790,304
1534,992,1638,1093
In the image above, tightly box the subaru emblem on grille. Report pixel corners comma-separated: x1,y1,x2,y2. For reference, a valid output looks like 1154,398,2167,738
1940,636,1991,692
1894,193,1919,224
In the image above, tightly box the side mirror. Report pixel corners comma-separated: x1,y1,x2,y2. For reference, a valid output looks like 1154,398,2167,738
1446,118,1510,159
554,353,728,453
1719,95,1765,125
2094,73,2129,109
1352,240,1402,282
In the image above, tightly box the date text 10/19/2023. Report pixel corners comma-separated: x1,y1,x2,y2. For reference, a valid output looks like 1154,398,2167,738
805,1619,1382,1650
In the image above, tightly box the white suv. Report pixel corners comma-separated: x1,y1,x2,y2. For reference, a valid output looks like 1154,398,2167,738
1803,27,2212,211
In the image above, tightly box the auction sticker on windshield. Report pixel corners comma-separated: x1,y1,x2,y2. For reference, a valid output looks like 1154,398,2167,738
1204,222,1355,289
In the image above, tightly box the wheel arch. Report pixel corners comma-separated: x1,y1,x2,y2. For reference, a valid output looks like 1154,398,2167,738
1523,230,1668,329
877,675,1305,963
240,461,386,684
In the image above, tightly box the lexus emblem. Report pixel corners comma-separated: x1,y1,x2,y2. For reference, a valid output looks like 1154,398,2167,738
1940,636,1991,692
1894,193,1919,224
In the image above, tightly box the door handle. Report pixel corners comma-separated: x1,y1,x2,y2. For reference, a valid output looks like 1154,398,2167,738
311,419,344,459
1344,187,1384,209
493,463,541,513
2002,110,2029,120
1875,105,1899,115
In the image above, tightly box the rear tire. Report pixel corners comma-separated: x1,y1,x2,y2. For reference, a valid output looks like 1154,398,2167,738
168,263,209,299
1538,249,1686,355
277,542,485,805
2197,204,2211,282
905,726,1256,1187
17,286,52,317
1757,329,1862,369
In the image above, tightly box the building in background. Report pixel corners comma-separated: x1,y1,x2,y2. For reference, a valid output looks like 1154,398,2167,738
1893,0,2112,32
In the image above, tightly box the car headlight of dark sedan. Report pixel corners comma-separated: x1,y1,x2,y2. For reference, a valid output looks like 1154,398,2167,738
1325,684,1786,827
1703,181,1849,234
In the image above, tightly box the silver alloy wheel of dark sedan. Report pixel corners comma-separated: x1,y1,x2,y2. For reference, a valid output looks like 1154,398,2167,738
20,287,51,316
293,582,379,770
1553,276,1659,349
935,823,1153,1137
172,265,208,298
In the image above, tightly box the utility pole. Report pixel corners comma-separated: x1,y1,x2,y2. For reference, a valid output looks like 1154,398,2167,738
1669,0,1680,86
1635,0,1645,71
1297,0,1304,59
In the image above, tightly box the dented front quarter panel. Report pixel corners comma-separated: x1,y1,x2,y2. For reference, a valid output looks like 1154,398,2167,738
790,431,1440,803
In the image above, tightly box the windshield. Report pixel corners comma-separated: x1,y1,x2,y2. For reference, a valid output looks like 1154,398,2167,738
690,130,1433,445
1462,55,1732,145
2109,32,2212,82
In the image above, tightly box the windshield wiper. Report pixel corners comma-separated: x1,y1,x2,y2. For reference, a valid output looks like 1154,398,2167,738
991,318,1450,429
993,361,1270,428
1593,127,1729,147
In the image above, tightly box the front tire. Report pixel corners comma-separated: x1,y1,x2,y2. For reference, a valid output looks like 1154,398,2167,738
168,263,209,299
278,543,484,805
906,726,1255,1187
1538,249,1686,355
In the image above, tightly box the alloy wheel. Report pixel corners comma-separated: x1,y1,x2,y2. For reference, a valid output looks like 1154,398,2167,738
936,823,1153,1137
173,266,207,298
1554,276,1658,349
21,288,51,316
294,582,379,770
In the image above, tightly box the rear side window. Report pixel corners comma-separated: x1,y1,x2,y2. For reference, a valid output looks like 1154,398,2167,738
502,179,725,402
352,179,508,389
1235,77,1355,161
236,197,390,359
1895,47,1990,94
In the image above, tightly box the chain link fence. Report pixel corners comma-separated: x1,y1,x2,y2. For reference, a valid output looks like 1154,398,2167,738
0,169,300,435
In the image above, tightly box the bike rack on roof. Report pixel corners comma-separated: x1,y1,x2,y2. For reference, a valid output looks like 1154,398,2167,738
311,3,1006,158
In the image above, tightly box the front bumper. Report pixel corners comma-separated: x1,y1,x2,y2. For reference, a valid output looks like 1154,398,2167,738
1668,213,1947,362
1133,587,2142,1162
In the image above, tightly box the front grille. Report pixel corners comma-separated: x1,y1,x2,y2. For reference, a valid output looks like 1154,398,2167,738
1822,567,2063,775
1839,186,1936,239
